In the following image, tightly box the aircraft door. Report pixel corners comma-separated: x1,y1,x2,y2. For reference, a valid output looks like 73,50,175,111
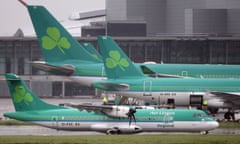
143,80,152,96
167,99,175,108
190,95,203,107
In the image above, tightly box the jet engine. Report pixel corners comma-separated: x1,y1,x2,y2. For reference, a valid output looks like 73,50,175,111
207,99,231,114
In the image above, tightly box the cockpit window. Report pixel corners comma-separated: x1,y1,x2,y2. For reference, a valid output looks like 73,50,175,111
193,113,207,118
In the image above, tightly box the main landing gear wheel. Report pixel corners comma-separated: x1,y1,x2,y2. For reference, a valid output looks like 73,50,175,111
200,131,209,135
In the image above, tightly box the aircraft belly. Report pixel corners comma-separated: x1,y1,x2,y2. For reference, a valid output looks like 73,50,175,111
139,121,217,132
23,121,217,133
172,121,219,131
90,123,110,132
91,122,143,134
90,122,128,130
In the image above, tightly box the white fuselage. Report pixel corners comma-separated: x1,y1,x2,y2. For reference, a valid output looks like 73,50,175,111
109,91,204,106
109,91,240,108
30,120,218,133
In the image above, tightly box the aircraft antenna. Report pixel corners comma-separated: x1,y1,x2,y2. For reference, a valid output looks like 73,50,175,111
18,0,28,7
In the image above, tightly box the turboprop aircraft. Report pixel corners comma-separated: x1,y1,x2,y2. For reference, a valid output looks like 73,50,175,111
3,73,218,134
19,0,240,87
93,36,240,113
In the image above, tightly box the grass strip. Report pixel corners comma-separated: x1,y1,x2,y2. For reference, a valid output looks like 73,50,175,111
0,134,239,144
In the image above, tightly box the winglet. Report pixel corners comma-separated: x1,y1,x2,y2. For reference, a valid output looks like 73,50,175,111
18,0,28,7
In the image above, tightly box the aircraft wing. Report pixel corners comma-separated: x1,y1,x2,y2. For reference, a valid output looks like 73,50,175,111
96,82,129,91
63,103,131,118
64,103,113,113
210,92,240,108
30,61,75,76
140,65,184,78
148,73,184,78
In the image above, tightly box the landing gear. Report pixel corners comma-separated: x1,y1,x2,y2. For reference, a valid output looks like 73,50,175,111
106,127,121,135
224,109,235,121
200,131,209,135
208,107,219,114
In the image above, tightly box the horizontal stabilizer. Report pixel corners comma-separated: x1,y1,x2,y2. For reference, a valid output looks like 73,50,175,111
93,82,129,91
31,61,75,76
140,65,183,78
18,0,28,6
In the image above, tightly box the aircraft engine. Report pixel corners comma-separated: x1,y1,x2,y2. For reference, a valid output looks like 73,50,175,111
106,125,142,134
207,99,231,114
91,124,142,134
207,99,230,108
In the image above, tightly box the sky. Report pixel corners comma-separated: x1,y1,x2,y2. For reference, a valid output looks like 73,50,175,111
0,0,105,36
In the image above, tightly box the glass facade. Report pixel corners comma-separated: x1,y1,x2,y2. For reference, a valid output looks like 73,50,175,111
0,37,240,97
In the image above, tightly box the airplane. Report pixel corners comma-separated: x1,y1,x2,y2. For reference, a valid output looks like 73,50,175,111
92,36,240,113
19,0,240,88
4,73,218,134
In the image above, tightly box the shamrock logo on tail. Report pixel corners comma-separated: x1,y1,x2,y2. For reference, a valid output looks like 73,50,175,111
41,27,71,54
13,85,33,105
105,50,129,71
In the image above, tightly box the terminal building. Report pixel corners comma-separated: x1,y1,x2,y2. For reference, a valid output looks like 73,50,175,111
1,0,240,97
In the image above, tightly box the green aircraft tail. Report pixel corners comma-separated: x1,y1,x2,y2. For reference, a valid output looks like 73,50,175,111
82,43,103,61
97,36,145,79
5,73,62,112
26,4,101,63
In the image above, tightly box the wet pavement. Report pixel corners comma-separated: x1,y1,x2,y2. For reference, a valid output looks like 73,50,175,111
0,125,100,135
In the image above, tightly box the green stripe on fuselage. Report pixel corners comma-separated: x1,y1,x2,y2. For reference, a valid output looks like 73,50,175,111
4,108,213,122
